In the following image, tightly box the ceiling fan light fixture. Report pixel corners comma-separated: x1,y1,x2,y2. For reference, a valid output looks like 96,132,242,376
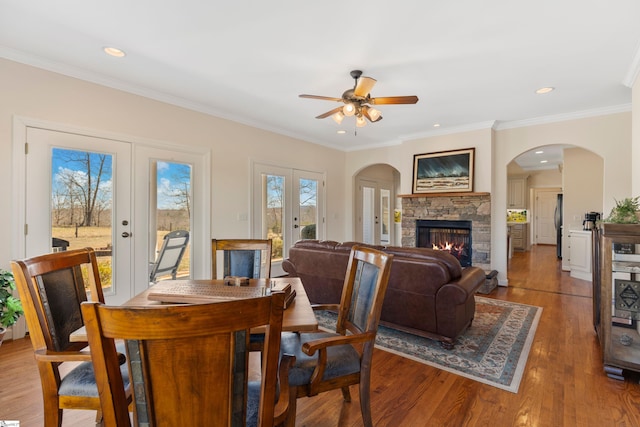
343,102,357,117
356,115,367,127
331,111,345,124
367,107,382,122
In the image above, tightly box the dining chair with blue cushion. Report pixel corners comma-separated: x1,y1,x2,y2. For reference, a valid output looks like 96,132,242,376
212,238,273,353
280,245,394,427
11,247,132,427
211,238,272,280
81,291,294,426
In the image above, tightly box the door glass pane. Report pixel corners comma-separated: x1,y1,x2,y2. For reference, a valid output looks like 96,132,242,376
299,178,318,240
265,174,285,262
51,148,114,291
151,161,192,280
380,189,390,244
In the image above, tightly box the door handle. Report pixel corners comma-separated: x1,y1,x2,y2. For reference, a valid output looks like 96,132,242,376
122,232,131,238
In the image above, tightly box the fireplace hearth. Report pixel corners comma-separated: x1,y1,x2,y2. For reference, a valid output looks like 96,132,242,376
416,219,472,267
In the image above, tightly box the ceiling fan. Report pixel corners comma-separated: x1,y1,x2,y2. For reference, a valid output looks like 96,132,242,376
299,70,419,127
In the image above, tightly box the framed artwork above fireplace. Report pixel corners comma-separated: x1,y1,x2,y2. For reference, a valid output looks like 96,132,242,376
412,148,475,194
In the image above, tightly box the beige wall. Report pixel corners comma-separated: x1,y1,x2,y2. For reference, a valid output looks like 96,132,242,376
561,147,604,270
527,168,562,188
0,58,347,269
1,58,635,287
344,128,494,239
493,113,631,283
633,76,640,194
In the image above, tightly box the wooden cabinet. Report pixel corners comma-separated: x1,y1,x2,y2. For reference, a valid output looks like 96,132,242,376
569,230,592,281
508,175,528,208
510,223,528,251
598,224,640,379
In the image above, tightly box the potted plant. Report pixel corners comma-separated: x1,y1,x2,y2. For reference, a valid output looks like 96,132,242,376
604,197,640,224
0,269,24,346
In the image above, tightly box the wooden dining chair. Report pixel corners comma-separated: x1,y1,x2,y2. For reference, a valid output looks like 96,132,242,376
149,230,190,282
81,291,294,427
212,238,273,353
280,245,394,427
211,239,272,280
10,247,132,427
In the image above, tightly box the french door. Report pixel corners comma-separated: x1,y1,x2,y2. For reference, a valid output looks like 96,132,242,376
252,164,325,276
18,124,211,306
24,127,133,304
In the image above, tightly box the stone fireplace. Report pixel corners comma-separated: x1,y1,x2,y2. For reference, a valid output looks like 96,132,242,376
401,193,491,271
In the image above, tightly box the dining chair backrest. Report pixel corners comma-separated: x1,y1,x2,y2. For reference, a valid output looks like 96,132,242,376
212,239,272,279
11,247,131,427
81,291,287,427
280,245,394,427
149,230,189,281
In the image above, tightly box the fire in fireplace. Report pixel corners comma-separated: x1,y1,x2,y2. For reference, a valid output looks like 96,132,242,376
416,219,472,267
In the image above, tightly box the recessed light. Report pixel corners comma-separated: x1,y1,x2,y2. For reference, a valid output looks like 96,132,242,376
103,46,126,58
535,150,544,154
535,87,554,94
540,160,548,164
337,130,346,134
433,123,441,128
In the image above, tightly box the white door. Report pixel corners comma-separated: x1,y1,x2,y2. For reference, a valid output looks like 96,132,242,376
133,145,210,296
24,127,133,304
253,164,325,276
357,178,393,245
535,189,560,245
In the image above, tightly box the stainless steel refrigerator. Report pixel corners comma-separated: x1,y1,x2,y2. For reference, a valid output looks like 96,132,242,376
554,194,563,258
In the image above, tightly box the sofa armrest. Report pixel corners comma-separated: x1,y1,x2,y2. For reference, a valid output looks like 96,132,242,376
282,258,297,276
436,267,485,305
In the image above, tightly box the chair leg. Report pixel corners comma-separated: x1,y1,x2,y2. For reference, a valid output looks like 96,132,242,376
359,379,373,427
42,397,62,427
284,386,298,427
341,386,352,402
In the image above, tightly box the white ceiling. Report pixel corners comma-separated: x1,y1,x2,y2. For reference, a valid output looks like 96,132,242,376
1,1,639,152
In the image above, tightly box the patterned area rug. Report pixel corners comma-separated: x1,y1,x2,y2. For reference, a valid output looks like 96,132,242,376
315,296,542,393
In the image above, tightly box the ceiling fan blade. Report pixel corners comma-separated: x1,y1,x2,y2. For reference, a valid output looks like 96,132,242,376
354,76,377,97
369,95,419,105
315,106,344,119
299,94,342,102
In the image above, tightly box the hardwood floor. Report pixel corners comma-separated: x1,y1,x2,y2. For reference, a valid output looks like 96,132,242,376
2,245,640,426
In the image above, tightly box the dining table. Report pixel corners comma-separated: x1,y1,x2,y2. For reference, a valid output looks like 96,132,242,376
71,277,318,342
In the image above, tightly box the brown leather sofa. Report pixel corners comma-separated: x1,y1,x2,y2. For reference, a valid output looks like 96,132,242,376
282,240,486,348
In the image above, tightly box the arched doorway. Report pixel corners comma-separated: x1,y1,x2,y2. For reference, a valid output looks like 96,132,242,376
507,144,604,283
354,164,401,246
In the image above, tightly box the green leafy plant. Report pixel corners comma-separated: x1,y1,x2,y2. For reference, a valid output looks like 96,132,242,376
604,197,640,224
0,269,24,330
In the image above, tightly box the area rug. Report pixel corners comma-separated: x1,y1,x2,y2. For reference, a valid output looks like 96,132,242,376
315,296,542,393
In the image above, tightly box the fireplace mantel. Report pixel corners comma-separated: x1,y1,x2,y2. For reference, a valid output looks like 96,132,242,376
399,192,490,198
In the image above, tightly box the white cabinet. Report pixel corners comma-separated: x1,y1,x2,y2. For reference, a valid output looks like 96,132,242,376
569,230,592,281
510,223,529,251
508,176,528,208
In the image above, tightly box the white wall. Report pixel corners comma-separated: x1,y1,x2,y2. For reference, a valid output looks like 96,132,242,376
0,58,347,268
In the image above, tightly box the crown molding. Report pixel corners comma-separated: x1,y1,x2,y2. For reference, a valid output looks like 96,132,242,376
623,40,640,88
494,104,632,130
399,121,497,142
